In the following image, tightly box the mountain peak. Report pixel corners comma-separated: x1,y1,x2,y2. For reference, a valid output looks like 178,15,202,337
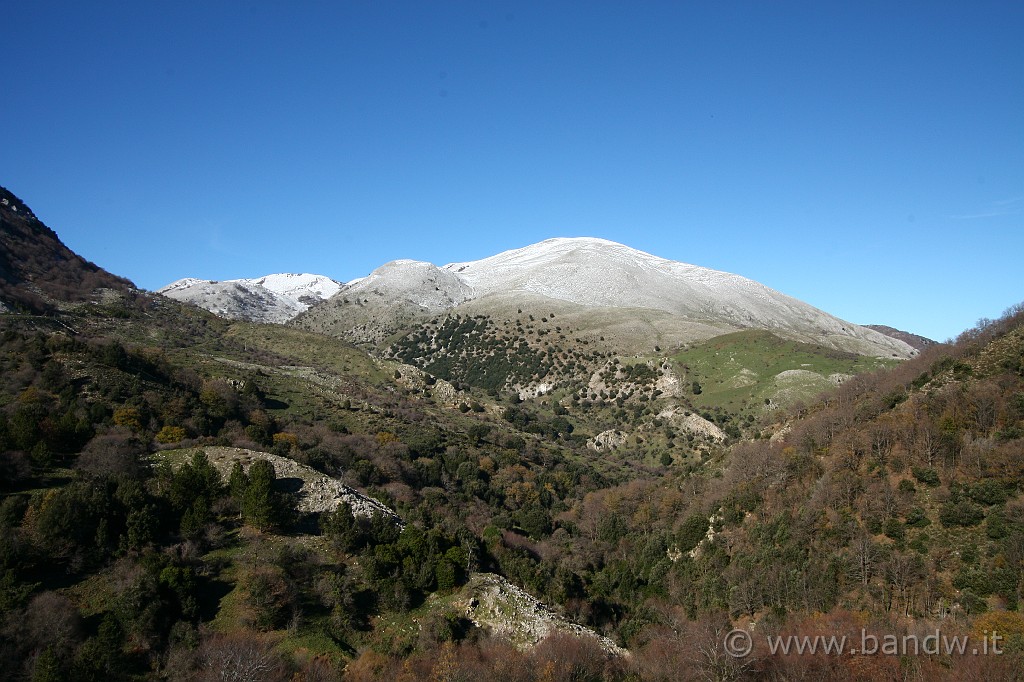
532,236,631,249
446,237,662,272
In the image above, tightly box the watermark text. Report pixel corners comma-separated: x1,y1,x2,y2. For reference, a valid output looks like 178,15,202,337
723,628,1003,658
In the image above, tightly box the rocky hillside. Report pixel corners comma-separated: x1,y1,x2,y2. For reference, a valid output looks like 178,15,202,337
2,185,1021,682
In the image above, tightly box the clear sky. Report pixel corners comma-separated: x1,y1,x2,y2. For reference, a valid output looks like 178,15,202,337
2,1,1021,342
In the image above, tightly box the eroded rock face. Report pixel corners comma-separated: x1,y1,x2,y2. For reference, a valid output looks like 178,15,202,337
430,378,458,405
655,407,727,441
457,573,628,657
587,429,628,451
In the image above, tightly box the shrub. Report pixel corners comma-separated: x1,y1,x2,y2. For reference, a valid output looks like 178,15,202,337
271,432,298,455
968,480,1008,506
986,510,1008,539
905,507,931,528
113,407,144,432
912,467,940,487
939,499,985,527
883,518,905,541
155,425,186,444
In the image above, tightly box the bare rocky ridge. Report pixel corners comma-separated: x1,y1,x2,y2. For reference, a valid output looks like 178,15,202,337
653,407,727,441
586,429,630,452
587,408,725,452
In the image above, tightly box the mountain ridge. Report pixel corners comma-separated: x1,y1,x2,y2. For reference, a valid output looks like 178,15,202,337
296,237,916,360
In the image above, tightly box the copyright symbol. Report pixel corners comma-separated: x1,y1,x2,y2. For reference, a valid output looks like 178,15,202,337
724,628,752,658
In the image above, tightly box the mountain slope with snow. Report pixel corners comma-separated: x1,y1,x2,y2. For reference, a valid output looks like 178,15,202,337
297,237,916,358
158,273,341,324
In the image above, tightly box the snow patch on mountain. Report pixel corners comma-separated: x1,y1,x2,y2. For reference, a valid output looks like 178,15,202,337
442,239,897,349
248,273,342,303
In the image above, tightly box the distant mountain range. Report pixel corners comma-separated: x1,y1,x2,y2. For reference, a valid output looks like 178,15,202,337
159,237,920,359
2,185,923,363
158,273,342,324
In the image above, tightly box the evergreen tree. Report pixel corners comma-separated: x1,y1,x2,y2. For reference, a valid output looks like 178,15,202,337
236,459,288,531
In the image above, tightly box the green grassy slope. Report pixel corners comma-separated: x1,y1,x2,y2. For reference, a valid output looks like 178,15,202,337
673,329,899,418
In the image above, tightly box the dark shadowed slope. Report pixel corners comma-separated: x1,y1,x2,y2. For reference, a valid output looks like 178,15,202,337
0,186,134,313
864,323,937,351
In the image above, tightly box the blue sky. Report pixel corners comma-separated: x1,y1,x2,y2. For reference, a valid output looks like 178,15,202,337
2,1,1021,342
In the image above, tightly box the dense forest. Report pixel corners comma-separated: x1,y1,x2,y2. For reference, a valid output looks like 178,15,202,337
2,190,1024,680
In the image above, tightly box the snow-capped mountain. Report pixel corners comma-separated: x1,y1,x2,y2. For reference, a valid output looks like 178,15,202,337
296,237,916,358
158,273,341,324
448,237,819,320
